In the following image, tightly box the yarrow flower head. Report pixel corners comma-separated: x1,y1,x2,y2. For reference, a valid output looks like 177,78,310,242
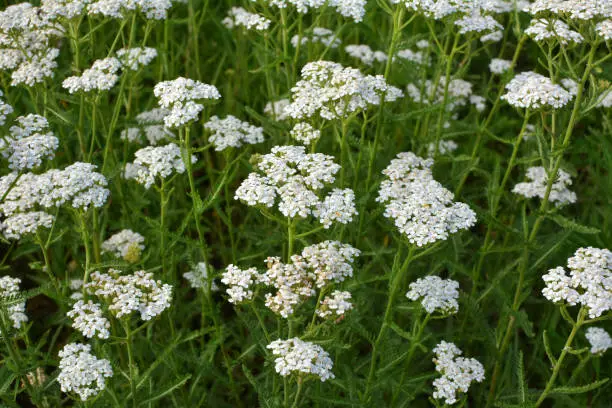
523,0,612,20
123,108,175,145
542,247,612,318
222,7,271,31
489,58,512,75
345,44,387,66
0,162,109,221
377,152,476,247
101,229,145,262
406,77,473,112
264,99,290,121
235,146,357,227
85,268,173,320
290,122,321,145
87,0,174,19
596,20,612,40
501,71,573,109
1,114,58,171
221,264,261,304
57,343,113,401
513,166,576,206
153,77,221,128
316,290,353,318
263,0,366,22
115,47,157,71
285,61,403,121
406,276,460,314
0,276,28,331
291,27,341,49
0,211,54,240
432,341,485,405
124,143,196,189
0,91,14,125
267,338,335,381
585,327,612,355
525,19,583,45
62,57,122,93
184,262,219,291
67,300,110,339
427,140,458,158
204,115,264,151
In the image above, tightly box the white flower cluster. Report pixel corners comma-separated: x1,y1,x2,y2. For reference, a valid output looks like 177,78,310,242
262,0,366,22
62,57,122,93
67,300,110,339
101,229,145,261
291,27,341,49
525,19,583,44
396,48,429,65
406,78,473,112
221,264,261,304
87,0,174,19
285,61,403,121
116,47,157,71
235,146,357,227
596,20,612,40
512,166,577,206
260,241,360,317
204,115,264,151
502,71,574,109
0,163,109,239
377,152,476,247
184,262,219,291
153,77,221,128
124,143,195,189
57,343,113,401
316,290,353,318
597,89,612,108
0,211,54,240
523,0,612,20
0,3,63,87
266,338,335,381
585,327,612,355
470,95,487,112
542,247,612,318
222,7,271,31
406,276,460,314
489,58,512,74
1,114,58,171
290,123,321,145
85,268,173,320
0,276,28,330
427,140,458,158
41,0,88,19
393,0,504,40
345,44,387,66
432,341,485,405
264,99,291,121
0,91,14,125
121,108,175,145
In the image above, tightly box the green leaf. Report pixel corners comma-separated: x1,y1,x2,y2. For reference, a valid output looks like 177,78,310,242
139,374,191,404
543,331,557,366
547,215,600,235
550,378,609,395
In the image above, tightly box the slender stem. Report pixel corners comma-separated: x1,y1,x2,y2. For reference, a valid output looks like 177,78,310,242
291,378,304,408
123,322,138,408
364,245,415,401
535,308,587,407
287,219,295,261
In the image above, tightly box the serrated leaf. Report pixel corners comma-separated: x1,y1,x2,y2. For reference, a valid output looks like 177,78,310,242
543,330,557,366
547,215,600,235
551,378,609,395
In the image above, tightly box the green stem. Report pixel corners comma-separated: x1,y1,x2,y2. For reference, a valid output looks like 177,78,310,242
363,245,415,401
535,308,587,407
123,322,138,408
291,378,304,408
